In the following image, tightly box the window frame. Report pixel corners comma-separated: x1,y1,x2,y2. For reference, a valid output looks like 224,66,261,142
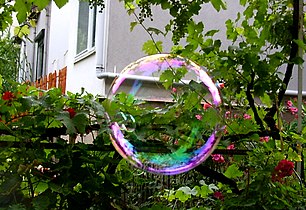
75,1,97,60
34,29,45,81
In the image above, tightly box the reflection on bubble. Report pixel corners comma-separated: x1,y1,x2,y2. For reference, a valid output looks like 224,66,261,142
106,54,223,175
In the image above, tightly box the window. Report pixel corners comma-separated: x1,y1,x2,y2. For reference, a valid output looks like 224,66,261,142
34,29,45,80
76,1,97,55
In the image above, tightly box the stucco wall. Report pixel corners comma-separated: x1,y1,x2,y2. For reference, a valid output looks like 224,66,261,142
48,0,103,95
21,0,306,95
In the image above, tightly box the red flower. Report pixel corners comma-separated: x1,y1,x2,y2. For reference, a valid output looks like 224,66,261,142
66,108,76,118
272,159,294,182
216,82,225,89
275,160,294,177
213,191,224,200
211,154,225,163
203,102,212,110
2,91,14,101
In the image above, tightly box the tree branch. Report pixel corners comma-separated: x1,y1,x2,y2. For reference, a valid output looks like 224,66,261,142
264,0,300,130
195,165,241,194
246,72,265,130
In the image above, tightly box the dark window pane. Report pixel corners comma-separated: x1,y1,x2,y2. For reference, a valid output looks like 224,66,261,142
77,1,89,54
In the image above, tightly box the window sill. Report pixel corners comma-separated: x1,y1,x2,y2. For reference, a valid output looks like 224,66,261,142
74,47,96,63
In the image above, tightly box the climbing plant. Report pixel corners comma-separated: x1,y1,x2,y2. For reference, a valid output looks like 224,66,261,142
0,0,306,209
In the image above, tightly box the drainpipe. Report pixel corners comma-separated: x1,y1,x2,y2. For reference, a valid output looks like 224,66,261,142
296,0,304,178
285,90,306,96
45,3,51,76
32,26,37,81
95,0,110,96
18,39,26,82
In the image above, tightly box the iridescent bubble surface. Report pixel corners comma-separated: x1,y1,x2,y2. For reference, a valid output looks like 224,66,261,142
106,54,223,175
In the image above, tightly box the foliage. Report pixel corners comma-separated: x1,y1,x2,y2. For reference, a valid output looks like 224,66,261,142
0,79,129,209
1,0,306,209
119,0,306,209
0,35,20,89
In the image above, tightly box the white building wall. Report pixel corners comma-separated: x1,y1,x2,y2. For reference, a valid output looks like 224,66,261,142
20,0,306,95
47,0,103,95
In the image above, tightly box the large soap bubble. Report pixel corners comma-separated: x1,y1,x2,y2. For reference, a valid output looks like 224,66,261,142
106,54,223,175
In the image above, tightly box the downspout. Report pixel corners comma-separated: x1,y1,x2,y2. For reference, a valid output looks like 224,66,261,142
45,4,51,76
95,0,110,96
296,0,304,178
285,90,306,96
18,39,26,82
32,26,37,81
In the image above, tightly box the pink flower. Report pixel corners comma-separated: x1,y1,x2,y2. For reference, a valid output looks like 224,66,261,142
243,114,252,120
213,191,224,200
260,136,269,143
289,107,298,115
227,144,235,150
211,154,225,163
195,114,202,120
225,111,231,119
172,87,177,93
2,91,14,101
234,114,239,119
286,100,293,107
203,102,212,110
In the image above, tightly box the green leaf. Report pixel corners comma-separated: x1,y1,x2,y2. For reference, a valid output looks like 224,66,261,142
14,0,28,23
193,185,213,198
56,112,76,134
160,70,174,89
14,25,30,38
147,27,165,36
54,0,68,8
7,204,26,210
175,189,190,202
259,93,272,107
33,0,51,10
224,164,243,179
240,0,247,6
0,175,21,195
184,92,200,110
189,80,208,95
210,0,227,12
32,195,50,210
72,112,88,134
205,29,219,37
161,1,171,10
291,56,304,65
142,204,171,210
0,74,3,88
35,182,49,194
130,21,138,31
142,40,163,55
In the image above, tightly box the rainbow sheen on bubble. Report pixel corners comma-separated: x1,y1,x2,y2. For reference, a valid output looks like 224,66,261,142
106,54,223,175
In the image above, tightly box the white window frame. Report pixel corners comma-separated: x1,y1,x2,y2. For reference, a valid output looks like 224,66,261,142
75,1,97,60
34,29,45,81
